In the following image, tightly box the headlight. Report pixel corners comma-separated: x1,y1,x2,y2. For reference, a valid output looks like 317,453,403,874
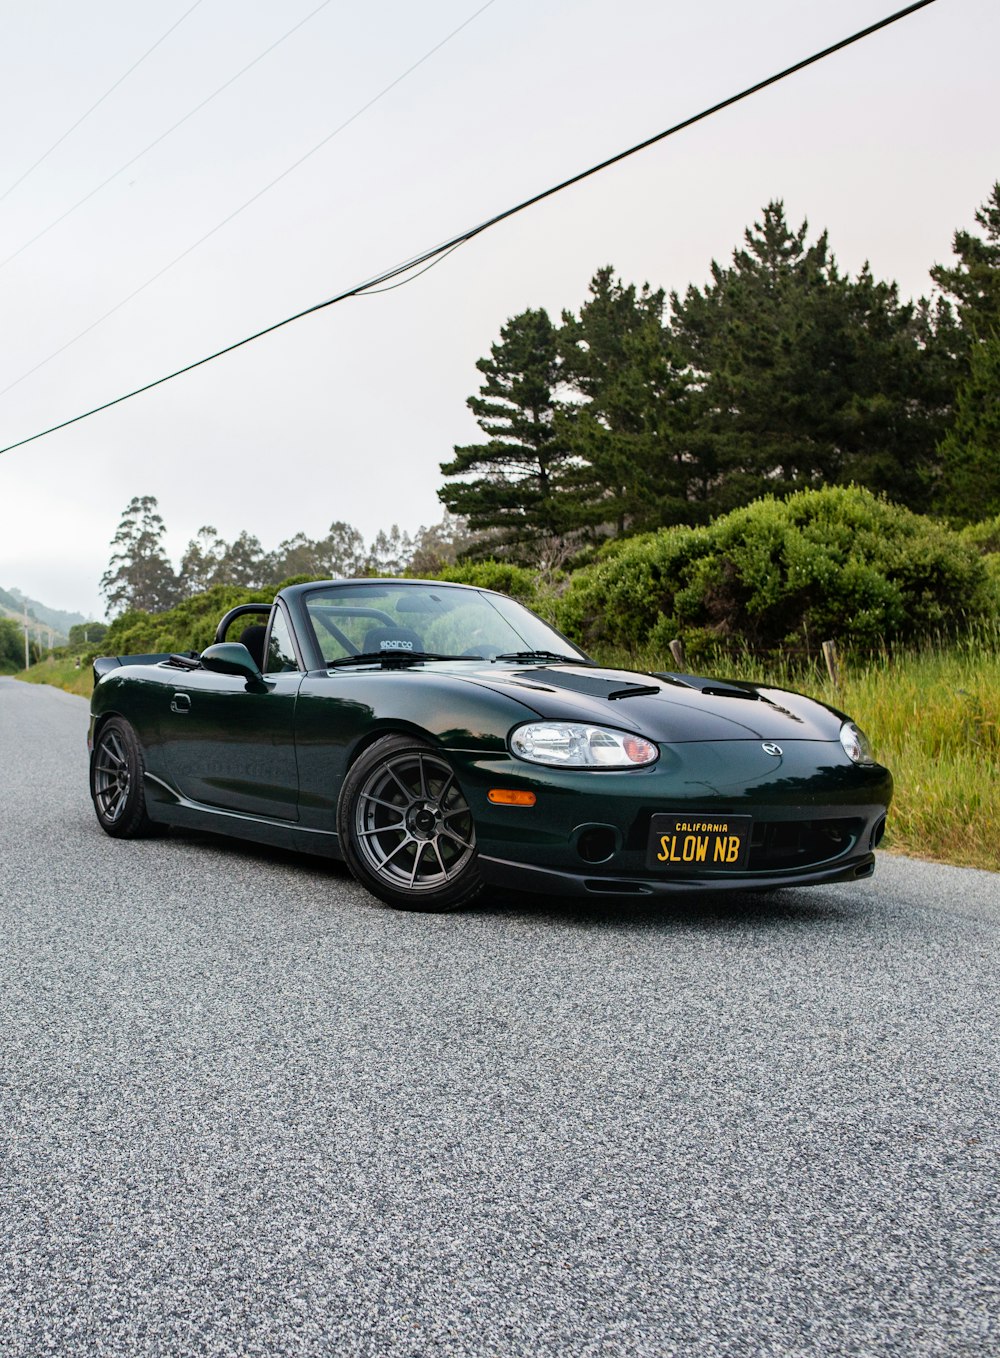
839,721,875,765
509,721,659,769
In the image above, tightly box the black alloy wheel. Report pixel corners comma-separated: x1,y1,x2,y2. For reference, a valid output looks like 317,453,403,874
338,734,483,911
90,717,156,838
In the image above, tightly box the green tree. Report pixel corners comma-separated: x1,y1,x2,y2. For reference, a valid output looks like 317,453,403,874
560,268,698,536
559,268,701,535
100,496,179,616
930,182,1000,345
179,526,227,595
365,525,413,576
68,621,108,650
268,531,326,580
215,531,268,588
267,521,368,580
935,333,1000,522
0,618,24,671
439,308,578,559
669,202,945,511
317,521,368,578
407,513,480,576
560,268,665,404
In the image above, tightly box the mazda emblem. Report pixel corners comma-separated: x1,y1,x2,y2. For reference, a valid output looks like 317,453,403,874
762,742,783,757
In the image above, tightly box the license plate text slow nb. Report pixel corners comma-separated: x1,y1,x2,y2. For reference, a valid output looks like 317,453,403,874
647,814,752,871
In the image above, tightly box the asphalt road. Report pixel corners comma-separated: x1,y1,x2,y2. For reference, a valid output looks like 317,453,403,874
0,677,997,1358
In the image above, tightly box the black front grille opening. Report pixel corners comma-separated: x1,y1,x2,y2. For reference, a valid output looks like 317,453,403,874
748,818,863,872
870,816,887,848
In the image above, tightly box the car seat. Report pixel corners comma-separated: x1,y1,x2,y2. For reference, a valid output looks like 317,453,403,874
239,623,268,669
362,626,424,655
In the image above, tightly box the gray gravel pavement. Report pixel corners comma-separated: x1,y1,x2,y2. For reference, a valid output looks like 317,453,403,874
0,676,997,1357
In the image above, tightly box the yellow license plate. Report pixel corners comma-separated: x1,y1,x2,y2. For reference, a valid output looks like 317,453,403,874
647,814,752,871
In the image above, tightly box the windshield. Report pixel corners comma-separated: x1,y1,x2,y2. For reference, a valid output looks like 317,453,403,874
302,583,590,666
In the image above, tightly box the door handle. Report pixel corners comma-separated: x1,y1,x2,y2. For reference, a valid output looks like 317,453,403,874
170,692,191,714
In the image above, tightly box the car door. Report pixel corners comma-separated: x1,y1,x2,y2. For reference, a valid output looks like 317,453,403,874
160,604,302,820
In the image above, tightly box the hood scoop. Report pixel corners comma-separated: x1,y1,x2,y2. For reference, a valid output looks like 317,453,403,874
608,683,661,701
655,671,799,712
511,668,666,702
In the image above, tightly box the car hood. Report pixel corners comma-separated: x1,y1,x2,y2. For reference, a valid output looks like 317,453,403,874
460,664,844,743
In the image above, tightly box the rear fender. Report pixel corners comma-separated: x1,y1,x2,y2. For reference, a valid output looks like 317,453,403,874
92,653,183,687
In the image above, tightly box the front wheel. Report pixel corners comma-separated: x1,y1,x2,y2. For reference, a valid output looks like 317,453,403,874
338,735,483,911
90,717,157,838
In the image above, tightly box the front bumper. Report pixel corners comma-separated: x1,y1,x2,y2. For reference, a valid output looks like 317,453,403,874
450,738,892,898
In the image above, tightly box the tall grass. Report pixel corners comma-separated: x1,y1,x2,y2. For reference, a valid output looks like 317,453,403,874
14,656,93,698
594,621,1000,873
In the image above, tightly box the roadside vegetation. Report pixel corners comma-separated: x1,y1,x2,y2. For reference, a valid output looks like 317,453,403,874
15,656,93,698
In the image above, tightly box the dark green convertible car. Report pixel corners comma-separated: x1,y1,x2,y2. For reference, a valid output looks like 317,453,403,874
88,579,892,911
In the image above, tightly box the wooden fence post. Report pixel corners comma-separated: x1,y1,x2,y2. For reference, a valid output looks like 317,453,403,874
668,638,686,670
822,639,841,689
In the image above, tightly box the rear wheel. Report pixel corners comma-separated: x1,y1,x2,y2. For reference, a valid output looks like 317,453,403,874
90,717,157,838
338,735,483,911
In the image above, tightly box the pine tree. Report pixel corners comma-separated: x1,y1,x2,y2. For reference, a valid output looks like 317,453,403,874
560,268,697,535
438,308,578,558
669,202,943,510
925,183,1000,518
930,183,1000,344
935,334,1000,522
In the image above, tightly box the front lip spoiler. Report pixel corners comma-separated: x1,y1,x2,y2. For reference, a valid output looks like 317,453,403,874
477,852,877,898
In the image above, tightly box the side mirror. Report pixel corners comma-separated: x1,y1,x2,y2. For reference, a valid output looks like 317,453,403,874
200,642,265,685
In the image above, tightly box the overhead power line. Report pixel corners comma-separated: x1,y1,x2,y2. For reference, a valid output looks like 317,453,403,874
0,0,335,274
0,0,937,460
0,1,205,203
0,0,499,400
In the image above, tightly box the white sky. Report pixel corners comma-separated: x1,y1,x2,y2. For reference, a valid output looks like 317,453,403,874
0,0,995,621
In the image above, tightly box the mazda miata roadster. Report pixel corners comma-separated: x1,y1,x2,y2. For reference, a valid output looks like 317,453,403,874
89,578,892,910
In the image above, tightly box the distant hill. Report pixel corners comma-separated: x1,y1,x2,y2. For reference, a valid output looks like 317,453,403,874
0,586,89,645
0,585,26,615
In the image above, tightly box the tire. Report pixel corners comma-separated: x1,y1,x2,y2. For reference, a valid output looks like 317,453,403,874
338,734,483,911
90,717,157,838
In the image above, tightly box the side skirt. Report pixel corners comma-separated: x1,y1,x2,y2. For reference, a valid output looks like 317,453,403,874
143,772,342,860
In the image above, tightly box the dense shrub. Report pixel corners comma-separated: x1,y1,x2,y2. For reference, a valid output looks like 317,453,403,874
101,583,281,657
0,618,24,672
428,561,540,603
961,514,1000,556
556,487,997,658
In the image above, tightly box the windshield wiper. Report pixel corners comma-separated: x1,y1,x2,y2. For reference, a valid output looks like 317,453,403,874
493,649,592,666
327,651,472,669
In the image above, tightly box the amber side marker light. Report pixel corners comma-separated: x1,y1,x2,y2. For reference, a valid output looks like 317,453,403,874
488,789,537,807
